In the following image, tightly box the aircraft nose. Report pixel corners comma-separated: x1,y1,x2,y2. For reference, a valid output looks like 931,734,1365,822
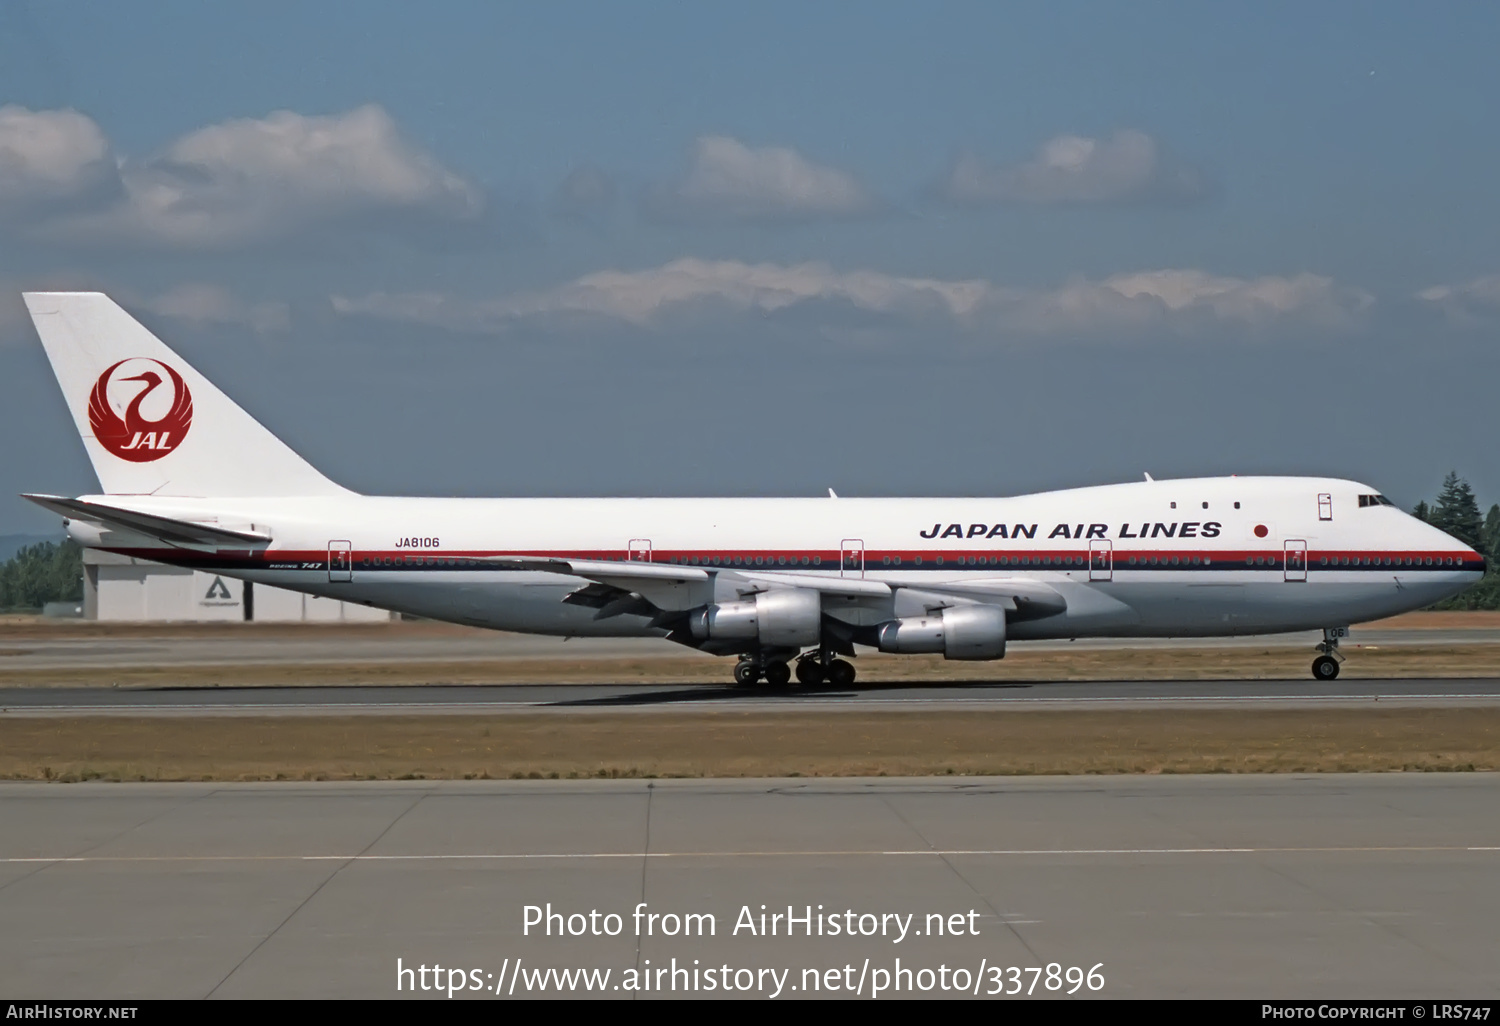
1455,542,1486,574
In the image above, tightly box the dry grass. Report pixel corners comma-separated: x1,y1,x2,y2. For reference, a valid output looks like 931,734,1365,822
1,643,1495,689
1,608,1496,640
4,707,1499,781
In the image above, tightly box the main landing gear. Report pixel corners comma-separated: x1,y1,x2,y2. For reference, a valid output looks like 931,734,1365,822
1312,627,1347,680
734,658,792,687
794,652,856,687
733,653,856,687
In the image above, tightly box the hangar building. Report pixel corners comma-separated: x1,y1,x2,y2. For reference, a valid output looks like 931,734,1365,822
82,549,393,623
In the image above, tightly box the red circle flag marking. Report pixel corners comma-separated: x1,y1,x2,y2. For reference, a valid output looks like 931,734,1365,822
87,359,194,463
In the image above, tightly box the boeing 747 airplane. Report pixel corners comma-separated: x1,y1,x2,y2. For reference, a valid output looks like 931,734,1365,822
19,293,1486,685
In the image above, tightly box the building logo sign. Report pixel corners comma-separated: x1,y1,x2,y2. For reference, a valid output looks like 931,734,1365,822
200,575,240,608
88,359,194,462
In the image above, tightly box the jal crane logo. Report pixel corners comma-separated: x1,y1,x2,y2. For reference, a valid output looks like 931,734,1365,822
87,359,193,462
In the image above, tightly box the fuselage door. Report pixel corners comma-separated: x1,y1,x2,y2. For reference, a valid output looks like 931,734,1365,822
841,539,864,578
1284,539,1307,582
627,539,652,563
1089,539,1113,581
1318,493,1333,521
328,540,352,583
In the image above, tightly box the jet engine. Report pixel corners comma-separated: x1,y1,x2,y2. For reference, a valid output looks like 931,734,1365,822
688,589,821,648
876,605,1006,660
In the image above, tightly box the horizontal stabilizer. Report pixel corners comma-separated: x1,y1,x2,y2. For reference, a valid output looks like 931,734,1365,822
22,494,271,548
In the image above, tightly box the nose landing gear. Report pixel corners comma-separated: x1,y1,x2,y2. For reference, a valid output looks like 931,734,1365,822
1312,626,1347,680
1312,654,1340,680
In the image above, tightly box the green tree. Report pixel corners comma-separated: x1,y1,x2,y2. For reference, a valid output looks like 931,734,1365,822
0,541,83,610
1483,503,1500,561
1430,471,1485,552
1420,476,1498,611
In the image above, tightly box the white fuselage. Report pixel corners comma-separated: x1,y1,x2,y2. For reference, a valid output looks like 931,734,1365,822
70,475,1483,642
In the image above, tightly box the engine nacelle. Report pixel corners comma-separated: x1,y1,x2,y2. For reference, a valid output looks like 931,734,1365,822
876,605,1006,661
689,589,822,648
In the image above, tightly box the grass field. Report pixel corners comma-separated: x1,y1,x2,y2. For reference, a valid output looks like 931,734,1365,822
0,643,1495,688
3,707,1498,781
2,612,1495,782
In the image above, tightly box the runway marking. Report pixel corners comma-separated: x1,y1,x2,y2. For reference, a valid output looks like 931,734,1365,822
3,845,1497,863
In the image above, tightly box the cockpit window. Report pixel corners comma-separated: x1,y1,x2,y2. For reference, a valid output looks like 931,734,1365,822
1357,494,1395,508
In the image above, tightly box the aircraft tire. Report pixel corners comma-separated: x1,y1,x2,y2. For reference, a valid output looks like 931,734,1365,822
733,660,761,686
1312,655,1340,680
795,660,824,686
763,661,792,688
827,659,856,687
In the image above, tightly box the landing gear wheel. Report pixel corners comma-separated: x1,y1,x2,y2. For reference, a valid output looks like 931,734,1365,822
733,660,761,686
827,659,856,687
762,661,792,688
1312,655,1340,681
795,660,825,686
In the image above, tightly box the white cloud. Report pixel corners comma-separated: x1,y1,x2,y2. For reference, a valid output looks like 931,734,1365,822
941,129,1208,205
7,105,483,248
332,259,1370,339
1417,274,1500,322
141,283,289,333
0,106,120,215
646,135,875,221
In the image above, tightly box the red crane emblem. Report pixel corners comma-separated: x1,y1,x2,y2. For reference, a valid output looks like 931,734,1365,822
87,359,194,462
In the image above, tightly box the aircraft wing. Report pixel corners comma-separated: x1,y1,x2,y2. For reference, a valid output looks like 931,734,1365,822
909,577,1067,619
733,570,891,598
480,556,712,614
479,557,893,617
22,494,272,548
480,555,710,583
481,556,889,597
477,557,1059,621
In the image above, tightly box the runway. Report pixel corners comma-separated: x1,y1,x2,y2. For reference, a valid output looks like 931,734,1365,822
3,676,1500,715
1,775,1497,998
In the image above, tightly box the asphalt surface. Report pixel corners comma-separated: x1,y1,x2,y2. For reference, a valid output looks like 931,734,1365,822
2,775,1496,998
3,676,1500,715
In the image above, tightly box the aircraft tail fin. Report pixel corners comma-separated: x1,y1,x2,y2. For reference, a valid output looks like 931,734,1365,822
22,292,348,497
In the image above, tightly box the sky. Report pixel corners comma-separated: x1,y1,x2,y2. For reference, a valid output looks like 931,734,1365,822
1,0,1498,533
